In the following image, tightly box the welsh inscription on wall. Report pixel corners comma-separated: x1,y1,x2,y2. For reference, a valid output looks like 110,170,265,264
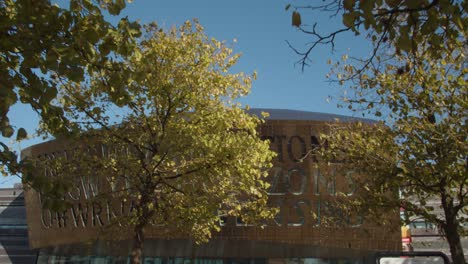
34,129,361,229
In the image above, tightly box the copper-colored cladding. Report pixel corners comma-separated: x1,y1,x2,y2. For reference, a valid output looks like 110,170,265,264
22,118,401,253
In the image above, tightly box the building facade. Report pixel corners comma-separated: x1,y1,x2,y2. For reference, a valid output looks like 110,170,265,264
0,184,37,263
22,109,402,264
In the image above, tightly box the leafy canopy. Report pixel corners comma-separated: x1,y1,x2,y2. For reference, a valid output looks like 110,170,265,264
287,0,466,70
31,20,276,245
0,0,140,176
319,47,466,262
287,1,466,262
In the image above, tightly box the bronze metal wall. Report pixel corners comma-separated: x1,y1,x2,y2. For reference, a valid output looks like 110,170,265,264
22,119,401,256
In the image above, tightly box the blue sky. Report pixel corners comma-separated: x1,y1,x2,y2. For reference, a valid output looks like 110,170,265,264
2,0,372,187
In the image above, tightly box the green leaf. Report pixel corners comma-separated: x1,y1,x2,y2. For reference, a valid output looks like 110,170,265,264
342,12,356,28
421,19,437,34
42,87,58,104
16,128,27,140
1,126,14,138
360,0,373,22
452,15,464,31
397,33,411,52
344,0,356,11
107,0,126,15
67,67,85,82
386,0,401,8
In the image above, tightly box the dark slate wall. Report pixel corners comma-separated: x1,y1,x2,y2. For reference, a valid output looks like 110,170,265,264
0,187,37,264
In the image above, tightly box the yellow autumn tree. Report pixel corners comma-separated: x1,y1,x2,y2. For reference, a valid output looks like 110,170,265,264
286,1,466,262
29,20,277,264
0,0,139,177
318,39,467,264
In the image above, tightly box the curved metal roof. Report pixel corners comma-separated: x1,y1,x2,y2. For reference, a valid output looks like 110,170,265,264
248,108,376,123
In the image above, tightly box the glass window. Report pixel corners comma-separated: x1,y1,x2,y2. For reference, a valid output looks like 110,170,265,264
36,254,365,264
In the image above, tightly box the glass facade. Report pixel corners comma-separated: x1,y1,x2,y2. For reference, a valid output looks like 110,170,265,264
33,237,374,264
36,254,366,264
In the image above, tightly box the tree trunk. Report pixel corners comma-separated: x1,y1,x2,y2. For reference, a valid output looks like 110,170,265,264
130,193,156,264
444,220,466,264
130,222,145,264
440,189,466,264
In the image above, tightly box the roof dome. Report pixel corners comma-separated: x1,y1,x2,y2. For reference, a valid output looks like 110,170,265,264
248,108,375,123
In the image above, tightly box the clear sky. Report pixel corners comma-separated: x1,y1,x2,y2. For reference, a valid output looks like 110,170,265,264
2,0,372,187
